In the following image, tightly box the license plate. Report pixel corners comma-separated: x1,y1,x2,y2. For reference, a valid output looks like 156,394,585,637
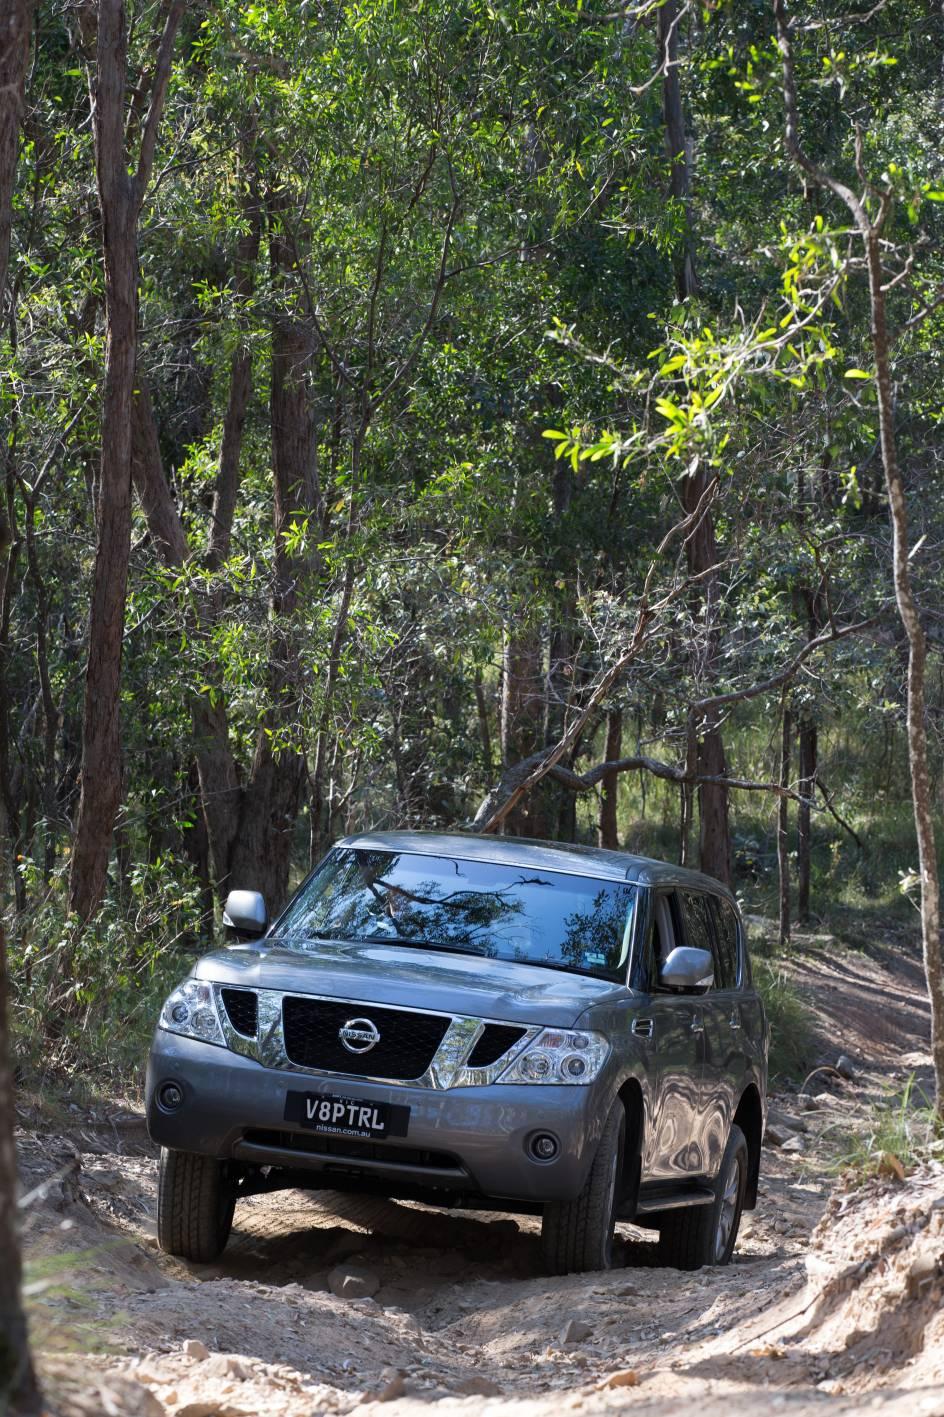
284,1090,410,1140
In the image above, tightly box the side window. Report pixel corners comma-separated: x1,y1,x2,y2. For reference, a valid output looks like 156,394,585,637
639,891,680,991
710,897,741,991
682,891,714,956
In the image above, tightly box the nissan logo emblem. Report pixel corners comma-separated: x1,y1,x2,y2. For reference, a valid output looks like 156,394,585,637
338,1017,381,1054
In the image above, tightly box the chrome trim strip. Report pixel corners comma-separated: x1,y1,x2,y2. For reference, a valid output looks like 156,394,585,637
211,984,539,1090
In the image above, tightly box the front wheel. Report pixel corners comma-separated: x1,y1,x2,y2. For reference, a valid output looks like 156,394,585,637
541,1101,625,1276
655,1123,748,1271
157,1147,236,1262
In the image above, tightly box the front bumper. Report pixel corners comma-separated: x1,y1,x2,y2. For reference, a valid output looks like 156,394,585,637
146,1028,608,1204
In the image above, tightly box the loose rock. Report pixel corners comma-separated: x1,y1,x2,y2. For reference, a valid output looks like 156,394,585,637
600,1368,639,1389
328,1264,381,1299
560,1318,594,1344
181,1340,210,1362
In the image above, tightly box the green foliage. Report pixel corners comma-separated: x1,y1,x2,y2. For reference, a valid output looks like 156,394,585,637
2,0,943,1085
835,1075,944,1178
9,859,203,1085
754,959,815,1082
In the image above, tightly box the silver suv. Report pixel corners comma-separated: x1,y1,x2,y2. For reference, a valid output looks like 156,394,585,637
147,832,767,1274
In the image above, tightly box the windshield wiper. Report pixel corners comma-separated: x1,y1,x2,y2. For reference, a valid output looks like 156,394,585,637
359,934,489,957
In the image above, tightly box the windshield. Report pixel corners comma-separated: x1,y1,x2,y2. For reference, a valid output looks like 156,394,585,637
272,848,637,980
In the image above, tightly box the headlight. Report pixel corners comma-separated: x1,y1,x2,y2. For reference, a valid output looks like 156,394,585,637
158,979,225,1046
498,1028,609,1085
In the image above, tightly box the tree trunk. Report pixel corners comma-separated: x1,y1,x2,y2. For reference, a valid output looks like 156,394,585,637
500,628,545,835
778,705,792,949
0,923,41,1415
229,225,318,907
658,0,697,300
864,231,943,1108
773,0,944,1109
0,0,34,307
68,0,183,921
797,715,817,922
683,467,731,885
207,163,262,572
597,708,622,850
68,197,136,919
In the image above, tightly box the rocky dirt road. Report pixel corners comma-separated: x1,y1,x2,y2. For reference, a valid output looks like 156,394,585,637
18,926,944,1417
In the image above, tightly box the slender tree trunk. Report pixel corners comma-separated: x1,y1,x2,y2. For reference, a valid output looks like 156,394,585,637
598,708,622,850
229,215,318,906
683,468,731,885
797,715,817,922
0,923,41,1416
68,0,183,921
778,705,792,949
0,0,34,308
207,163,262,572
68,194,136,919
500,628,545,835
864,230,943,1105
473,670,494,778
774,0,944,1107
658,0,697,300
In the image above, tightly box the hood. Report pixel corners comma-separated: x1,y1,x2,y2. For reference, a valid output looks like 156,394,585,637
191,936,627,1028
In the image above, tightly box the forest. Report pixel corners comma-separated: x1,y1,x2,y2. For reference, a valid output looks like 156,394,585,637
1,0,944,1412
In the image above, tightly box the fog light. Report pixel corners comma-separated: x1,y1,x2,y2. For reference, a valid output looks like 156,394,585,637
158,1081,184,1111
529,1132,560,1162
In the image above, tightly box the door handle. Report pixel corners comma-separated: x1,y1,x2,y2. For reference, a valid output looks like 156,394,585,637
729,1012,742,1030
690,1016,705,1035
631,1017,654,1039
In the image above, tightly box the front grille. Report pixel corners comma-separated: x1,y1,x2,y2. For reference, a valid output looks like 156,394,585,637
221,987,258,1037
467,1023,527,1068
281,997,451,1080
243,1128,460,1172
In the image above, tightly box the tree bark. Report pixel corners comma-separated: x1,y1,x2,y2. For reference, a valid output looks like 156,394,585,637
500,627,545,835
68,0,184,921
778,704,792,949
658,0,697,300
683,466,731,885
0,0,34,308
228,215,317,905
0,922,41,1415
207,165,262,571
597,708,622,850
796,714,817,921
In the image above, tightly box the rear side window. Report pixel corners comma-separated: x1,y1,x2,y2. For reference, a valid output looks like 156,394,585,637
710,897,742,990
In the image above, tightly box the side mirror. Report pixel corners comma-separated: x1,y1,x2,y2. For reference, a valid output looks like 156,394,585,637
222,889,268,940
659,945,714,992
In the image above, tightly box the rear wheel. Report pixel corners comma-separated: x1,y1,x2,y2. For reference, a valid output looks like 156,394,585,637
157,1147,236,1262
541,1102,625,1276
654,1123,748,1271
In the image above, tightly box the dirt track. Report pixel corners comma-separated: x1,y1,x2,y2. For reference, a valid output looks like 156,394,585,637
18,924,944,1417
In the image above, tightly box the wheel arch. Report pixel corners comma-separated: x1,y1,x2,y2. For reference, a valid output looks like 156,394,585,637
733,1084,763,1209
615,1076,645,1213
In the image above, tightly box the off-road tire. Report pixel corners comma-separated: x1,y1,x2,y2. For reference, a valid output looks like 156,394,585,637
541,1101,625,1276
157,1147,236,1262
654,1123,748,1271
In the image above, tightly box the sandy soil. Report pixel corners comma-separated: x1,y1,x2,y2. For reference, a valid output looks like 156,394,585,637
17,922,944,1417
